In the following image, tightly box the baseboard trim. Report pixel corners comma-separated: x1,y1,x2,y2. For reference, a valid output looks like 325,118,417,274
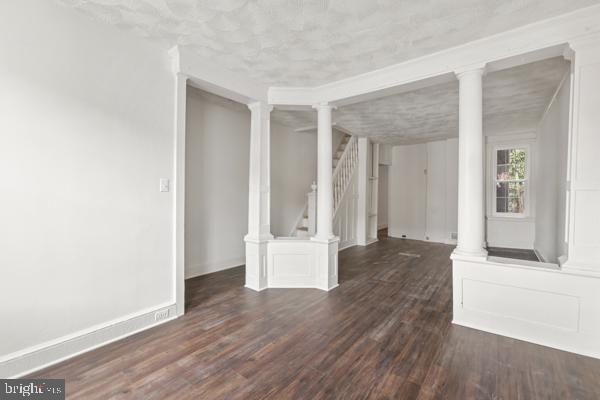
452,318,599,360
365,237,378,246
0,303,177,378
338,241,357,251
185,256,245,279
533,248,546,263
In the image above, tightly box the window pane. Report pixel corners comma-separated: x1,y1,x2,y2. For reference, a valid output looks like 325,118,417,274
497,149,509,165
496,197,507,213
496,182,508,197
508,197,523,213
497,165,509,180
508,148,526,180
508,181,522,197
508,182,525,213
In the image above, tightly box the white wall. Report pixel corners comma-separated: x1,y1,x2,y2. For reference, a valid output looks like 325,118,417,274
425,141,449,243
389,144,427,240
445,138,459,243
377,165,389,229
389,139,457,243
185,89,250,278
0,0,175,375
534,76,570,262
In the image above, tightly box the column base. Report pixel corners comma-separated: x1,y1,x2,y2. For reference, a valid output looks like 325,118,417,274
244,237,269,291
312,236,340,291
451,247,488,261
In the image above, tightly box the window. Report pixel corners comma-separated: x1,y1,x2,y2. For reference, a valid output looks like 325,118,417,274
494,147,528,216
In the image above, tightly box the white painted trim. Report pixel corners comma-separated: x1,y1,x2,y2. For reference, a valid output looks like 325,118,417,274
0,303,177,378
534,248,546,263
268,5,600,106
452,256,600,359
486,131,537,142
365,238,378,246
452,319,598,359
538,71,570,129
172,72,187,317
185,257,245,279
338,240,357,251
173,46,268,104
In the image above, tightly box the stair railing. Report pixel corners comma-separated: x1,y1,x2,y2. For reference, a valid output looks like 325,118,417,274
332,136,358,214
307,182,317,236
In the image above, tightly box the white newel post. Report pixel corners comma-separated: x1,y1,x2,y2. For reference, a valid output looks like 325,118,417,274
562,35,600,275
312,102,339,290
244,102,273,291
453,66,487,258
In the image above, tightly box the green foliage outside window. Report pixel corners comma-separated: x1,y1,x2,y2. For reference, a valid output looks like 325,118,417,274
496,148,526,214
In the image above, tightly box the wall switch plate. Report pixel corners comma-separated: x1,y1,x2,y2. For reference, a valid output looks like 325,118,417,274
159,178,170,192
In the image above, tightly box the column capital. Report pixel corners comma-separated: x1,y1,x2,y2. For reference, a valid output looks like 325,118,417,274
454,63,487,79
567,32,600,52
247,101,273,113
312,102,337,111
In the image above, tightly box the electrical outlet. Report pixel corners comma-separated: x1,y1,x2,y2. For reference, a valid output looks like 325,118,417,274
154,309,170,321
451,232,458,239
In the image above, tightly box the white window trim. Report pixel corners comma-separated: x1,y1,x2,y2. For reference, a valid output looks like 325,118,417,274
490,143,531,219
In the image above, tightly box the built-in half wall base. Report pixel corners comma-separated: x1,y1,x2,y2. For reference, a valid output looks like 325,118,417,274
451,254,600,359
245,237,339,291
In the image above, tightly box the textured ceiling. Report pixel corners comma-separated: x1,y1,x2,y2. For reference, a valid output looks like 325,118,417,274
57,0,596,86
272,57,569,145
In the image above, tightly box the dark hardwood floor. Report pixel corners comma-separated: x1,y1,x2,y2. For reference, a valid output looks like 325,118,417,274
30,236,600,399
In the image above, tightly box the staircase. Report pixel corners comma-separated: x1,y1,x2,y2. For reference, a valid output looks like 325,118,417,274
293,134,358,238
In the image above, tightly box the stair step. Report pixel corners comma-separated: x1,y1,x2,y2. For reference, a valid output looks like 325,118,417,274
296,227,310,238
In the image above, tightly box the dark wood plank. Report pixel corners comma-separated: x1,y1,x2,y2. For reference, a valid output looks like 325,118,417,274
29,236,600,399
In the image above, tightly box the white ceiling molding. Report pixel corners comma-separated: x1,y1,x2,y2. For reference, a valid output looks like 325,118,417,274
268,4,600,107
171,46,268,104
272,57,568,145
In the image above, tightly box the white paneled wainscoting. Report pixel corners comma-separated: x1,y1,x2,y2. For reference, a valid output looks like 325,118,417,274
452,255,600,358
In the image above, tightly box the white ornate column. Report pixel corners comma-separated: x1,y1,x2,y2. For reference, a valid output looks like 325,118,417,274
562,34,600,275
314,103,335,240
244,102,273,291
453,66,487,258
312,102,339,290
